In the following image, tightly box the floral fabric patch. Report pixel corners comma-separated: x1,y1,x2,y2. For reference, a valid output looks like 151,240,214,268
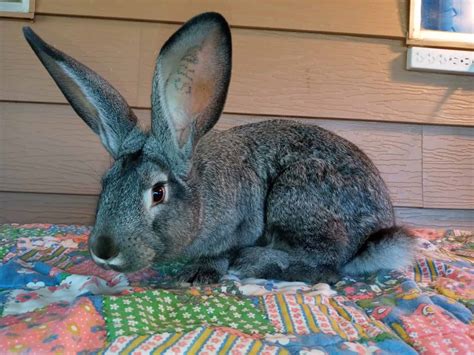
0,224,472,354
0,297,106,353
103,289,275,339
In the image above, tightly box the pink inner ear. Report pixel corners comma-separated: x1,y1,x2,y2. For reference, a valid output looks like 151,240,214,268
179,33,220,118
164,30,222,147
189,75,214,118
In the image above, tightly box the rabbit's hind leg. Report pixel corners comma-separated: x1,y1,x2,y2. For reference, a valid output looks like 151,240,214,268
229,246,290,279
230,245,341,284
263,158,351,284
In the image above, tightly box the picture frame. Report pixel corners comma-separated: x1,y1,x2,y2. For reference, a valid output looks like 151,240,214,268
0,0,35,19
408,0,474,49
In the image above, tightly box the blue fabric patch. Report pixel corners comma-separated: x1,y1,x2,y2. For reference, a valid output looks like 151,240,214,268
0,259,59,289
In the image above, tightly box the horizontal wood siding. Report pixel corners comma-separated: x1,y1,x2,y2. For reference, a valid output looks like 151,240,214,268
423,126,474,208
0,102,112,195
3,192,473,229
394,207,474,229
0,3,472,228
2,16,473,126
0,17,141,105
4,102,471,210
36,0,407,38
0,102,422,207
0,192,98,225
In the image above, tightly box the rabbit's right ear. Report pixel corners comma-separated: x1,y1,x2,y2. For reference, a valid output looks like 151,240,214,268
23,27,139,159
151,12,231,159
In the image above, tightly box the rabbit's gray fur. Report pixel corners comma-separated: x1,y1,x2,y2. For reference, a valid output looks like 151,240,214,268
23,12,416,284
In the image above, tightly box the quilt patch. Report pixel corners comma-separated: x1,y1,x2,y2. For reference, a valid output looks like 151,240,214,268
103,289,275,339
0,224,472,354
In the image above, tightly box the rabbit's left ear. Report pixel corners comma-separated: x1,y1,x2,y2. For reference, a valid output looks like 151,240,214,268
151,12,232,155
23,27,139,159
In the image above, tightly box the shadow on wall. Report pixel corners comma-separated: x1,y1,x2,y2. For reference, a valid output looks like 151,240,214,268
399,0,410,36
388,48,473,122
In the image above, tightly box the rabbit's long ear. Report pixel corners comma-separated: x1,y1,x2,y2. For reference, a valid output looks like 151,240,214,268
23,27,138,159
151,12,231,157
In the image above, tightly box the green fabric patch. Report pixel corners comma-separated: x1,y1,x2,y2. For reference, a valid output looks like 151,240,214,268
0,246,9,260
103,289,275,339
0,225,49,239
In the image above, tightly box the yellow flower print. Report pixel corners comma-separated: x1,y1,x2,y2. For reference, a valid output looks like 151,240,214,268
9,344,27,353
67,322,80,335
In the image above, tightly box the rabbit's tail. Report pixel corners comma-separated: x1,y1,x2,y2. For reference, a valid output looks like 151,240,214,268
342,226,417,275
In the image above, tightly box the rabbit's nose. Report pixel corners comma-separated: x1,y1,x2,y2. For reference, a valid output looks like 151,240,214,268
91,235,120,261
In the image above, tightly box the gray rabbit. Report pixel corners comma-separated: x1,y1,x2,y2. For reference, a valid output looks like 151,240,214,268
23,12,416,284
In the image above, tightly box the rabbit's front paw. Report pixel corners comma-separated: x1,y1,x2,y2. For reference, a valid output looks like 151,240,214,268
231,246,290,279
306,268,340,285
176,264,222,285
192,269,222,284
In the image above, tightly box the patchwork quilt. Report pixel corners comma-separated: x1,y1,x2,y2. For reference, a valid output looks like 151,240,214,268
0,224,472,354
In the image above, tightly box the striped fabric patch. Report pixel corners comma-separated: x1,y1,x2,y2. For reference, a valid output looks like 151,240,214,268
102,327,289,354
262,293,388,341
412,257,447,283
19,245,75,270
330,296,392,339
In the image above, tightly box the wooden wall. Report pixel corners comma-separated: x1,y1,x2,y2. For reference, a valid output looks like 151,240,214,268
1,0,473,228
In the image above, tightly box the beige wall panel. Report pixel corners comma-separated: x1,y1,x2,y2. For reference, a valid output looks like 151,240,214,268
0,102,112,195
0,192,97,225
36,0,407,38
2,191,471,229
423,126,474,209
138,23,474,126
2,102,421,206
395,207,474,229
1,17,472,126
0,16,140,104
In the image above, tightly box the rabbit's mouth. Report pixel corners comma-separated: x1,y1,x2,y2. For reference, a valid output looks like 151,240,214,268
90,250,126,271
90,247,156,273
88,227,159,272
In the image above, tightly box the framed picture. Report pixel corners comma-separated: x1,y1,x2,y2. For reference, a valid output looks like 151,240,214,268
408,0,474,49
0,0,35,19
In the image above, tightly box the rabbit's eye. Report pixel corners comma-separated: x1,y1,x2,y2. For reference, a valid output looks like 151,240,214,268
152,184,166,206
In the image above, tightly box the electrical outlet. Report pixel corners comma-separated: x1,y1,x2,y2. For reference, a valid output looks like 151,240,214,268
407,47,474,75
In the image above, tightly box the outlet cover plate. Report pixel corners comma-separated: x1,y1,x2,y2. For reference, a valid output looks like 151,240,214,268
407,47,474,75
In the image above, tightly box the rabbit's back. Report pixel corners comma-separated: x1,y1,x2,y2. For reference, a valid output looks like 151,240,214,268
193,119,394,263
